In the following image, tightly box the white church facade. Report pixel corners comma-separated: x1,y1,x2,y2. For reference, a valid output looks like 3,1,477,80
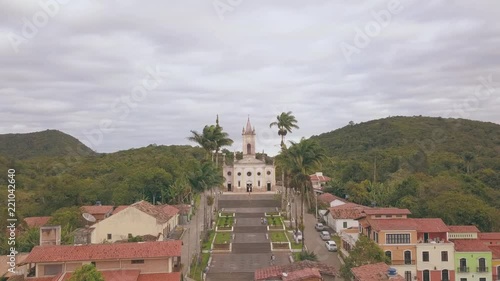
222,118,276,192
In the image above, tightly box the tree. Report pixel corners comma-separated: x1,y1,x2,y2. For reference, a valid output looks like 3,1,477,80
270,111,299,217
282,138,327,250
340,235,390,280
269,111,299,148
463,152,475,174
188,117,233,167
69,264,104,281
49,206,85,230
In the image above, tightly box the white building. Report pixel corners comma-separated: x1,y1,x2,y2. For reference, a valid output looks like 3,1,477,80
323,203,366,233
88,201,179,243
222,118,276,192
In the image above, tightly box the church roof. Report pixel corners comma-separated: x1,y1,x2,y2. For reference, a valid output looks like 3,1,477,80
243,117,255,134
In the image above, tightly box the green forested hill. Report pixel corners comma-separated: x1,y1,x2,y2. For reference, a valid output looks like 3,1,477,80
0,129,96,160
311,116,500,231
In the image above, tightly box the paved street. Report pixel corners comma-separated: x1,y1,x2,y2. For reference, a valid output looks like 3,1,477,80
207,192,288,281
182,195,205,277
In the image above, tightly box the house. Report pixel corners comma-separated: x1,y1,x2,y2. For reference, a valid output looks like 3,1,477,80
23,217,51,229
479,233,500,245
309,172,331,192
80,205,114,222
448,225,480,240
351,262,405,281
339,228,359,258
324,203,366,233
254,260,337,281
89,201,179,243
357,208,420,280
489,245,500,281
317,193,346,208
17,241,182,281
453,239,492,281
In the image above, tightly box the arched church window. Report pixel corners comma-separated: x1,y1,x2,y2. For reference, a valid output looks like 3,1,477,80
227,171,232,176
247,143,252,154
267,171,271,175
247,172,252,176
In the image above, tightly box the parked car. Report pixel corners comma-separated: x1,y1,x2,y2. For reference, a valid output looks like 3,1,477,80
320,231,331,240
315,223,325,231
325,241,337,251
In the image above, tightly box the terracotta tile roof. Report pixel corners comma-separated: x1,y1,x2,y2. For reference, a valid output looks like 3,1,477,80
173,204,191,215
81,205,114,215
61,270,141,281
21,241,182,264
478,232,500,240
448,225,480,233
489,245,500,259
23,277,56,281
112,205,128,215
309,173,331,182
413,218,450,233
318,193,345,205
362,208,411,216
24,216,51,228
329,204,366,220
137,272,181,281
453,239,492,252
351,262,405,281
282,267,321,281
131,201,179,224
254,261,337,280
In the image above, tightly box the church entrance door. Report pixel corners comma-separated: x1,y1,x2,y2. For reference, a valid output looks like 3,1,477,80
246,182,253,192
227,183,232,192
267,182,271,191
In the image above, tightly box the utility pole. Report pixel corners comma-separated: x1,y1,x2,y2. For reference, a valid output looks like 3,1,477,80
315,192,318,221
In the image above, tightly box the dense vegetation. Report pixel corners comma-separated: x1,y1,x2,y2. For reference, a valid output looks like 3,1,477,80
311,116,500,231
0,130,95,160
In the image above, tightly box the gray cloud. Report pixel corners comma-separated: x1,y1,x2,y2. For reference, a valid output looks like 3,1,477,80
1,0,499,156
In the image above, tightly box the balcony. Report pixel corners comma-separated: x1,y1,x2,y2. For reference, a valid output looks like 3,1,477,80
476,267,488,273
457,267,469,273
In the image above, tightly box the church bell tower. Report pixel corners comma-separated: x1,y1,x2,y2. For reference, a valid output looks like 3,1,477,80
242,117,256,156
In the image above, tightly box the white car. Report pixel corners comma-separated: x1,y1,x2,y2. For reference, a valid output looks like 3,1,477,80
315,223,325,231
294,230,303,241
320,231,331,240
325,241,337,251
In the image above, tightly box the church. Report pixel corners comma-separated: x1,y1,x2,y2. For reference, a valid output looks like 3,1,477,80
222,118,276,192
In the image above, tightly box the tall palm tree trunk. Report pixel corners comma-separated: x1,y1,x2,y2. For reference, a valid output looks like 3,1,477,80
301,184,305,251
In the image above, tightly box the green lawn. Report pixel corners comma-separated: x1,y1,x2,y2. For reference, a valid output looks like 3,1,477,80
286,232,302,250
217,217,234,227
214,233,231,244
270,232,288,242
189,253,210,281
202,231,216,251
267,216,283,226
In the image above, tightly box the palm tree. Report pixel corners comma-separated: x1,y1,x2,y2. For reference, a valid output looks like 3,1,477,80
285,138,327,250
188,161,224,234
188,125,216,160
463,152,475,174
270,111,299,217
213,115,234,167
269,111,299,148
188,116,233,166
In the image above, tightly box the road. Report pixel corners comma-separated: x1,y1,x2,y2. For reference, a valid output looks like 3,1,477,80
182,194,205,278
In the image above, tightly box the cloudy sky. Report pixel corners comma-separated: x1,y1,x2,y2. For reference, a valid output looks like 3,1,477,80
1,0,499,155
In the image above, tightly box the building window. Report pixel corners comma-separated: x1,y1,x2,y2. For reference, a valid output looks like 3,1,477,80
247,172,252,176
43,264,63,276
375,215,382,218
423,270,430,281
267,171,271,175
91,262,96,266
227,171,232,176
479,278,486,281
374,232,379,243
460,278,467,281
238,181,241,187
343,222,348,228
422,251,429,262
386,234,410,244
404,250,412,265
441,270,449,281
441,251,448,261
131,260,145,264
459,258,467,272
258,180,260,186
404,271,412,281
385,251,392,261
107,233,112,240
478,258,487,272
237,172,241,176
257,172,261,176
386,215,392,218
